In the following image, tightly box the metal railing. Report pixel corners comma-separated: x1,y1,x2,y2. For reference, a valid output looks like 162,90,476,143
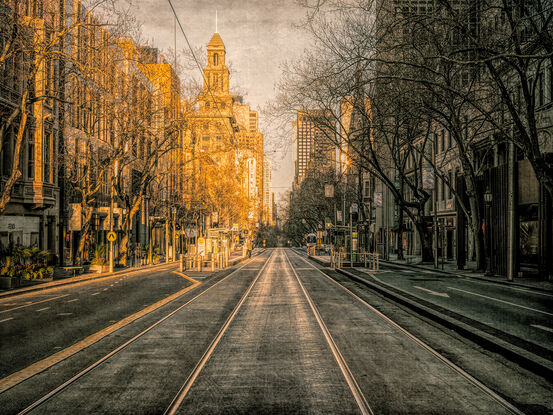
330,249,379,272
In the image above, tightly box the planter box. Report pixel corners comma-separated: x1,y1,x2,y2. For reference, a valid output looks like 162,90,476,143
0,277,13,290
89,264,109,274
21,277,53,287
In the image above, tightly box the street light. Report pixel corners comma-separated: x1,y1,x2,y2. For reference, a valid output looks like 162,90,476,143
484,188,493,276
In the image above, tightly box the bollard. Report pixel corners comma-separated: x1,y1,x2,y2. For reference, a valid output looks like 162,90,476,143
197,255,201,272
211,256,215,272
179,254,183,272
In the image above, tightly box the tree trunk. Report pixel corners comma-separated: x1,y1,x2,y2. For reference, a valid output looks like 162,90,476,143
466,182,485,271
396,194,404,260
75,207,93,266
415,219,433,262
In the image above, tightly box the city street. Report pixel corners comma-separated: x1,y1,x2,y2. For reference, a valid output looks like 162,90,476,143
1,249,551,414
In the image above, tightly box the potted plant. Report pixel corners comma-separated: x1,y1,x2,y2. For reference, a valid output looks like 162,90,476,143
90,244,108,273
0,256,15,289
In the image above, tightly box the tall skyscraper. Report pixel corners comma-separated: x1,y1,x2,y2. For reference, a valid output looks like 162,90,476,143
263,157,273,225
294,110,336,185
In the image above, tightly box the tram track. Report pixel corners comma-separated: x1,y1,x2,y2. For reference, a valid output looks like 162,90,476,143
287,250,525,415
15,251,272,415
11,248,535,414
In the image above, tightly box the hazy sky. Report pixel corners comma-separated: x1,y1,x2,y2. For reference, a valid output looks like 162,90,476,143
118,0,313,203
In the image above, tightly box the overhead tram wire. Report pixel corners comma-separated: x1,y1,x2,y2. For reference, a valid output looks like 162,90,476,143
166,0,239,150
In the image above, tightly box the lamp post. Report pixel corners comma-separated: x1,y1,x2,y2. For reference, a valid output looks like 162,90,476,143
109,161,117,273
484,188,493,276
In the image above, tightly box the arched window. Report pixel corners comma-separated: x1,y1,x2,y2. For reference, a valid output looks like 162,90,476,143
213,53,219,66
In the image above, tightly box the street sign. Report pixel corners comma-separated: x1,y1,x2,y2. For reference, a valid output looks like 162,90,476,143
107,231,117,242
232,223,239,231
198,237,206,256
325,184,334,198
176,233,180,238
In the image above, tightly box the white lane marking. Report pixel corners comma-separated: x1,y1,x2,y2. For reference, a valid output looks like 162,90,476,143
66,299,78,303
164,251,276,415
103,288,108,291
291,251,525,415
110,284,114,287
531,324,553,333
0,294,69,314
58,313,73,316
448,287,553,317
285,250,373,415
467,279,553,298
91,292,100,296
37,307,50,312
0,317,14,323
401,270,415,273
413,285,450,298
13,255,266,412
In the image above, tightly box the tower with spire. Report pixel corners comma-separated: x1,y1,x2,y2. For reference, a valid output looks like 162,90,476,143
199,31,232,116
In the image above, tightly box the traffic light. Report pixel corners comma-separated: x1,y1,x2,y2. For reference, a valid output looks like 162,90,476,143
175,223,181,231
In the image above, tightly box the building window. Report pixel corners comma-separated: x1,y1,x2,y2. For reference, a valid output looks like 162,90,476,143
28,142,35,179
203,123,209,130
44,129,52,183
202,136,210,141
537,72,544,107
549,66,553,102
448,170,452,199
213,53,218,66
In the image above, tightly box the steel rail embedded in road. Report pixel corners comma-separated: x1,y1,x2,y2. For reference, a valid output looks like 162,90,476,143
283,250,374,415
289,251,525,415
163,249,277,415
16,253,270,415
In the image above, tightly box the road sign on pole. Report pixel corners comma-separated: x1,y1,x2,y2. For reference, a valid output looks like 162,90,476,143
107,232,117,242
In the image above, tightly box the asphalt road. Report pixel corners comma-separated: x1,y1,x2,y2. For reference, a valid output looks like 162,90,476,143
1,248,550,414
355,264,553,354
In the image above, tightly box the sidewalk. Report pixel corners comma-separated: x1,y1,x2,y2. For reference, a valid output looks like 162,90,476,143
0,249,254,299
383,253,553,293
309,253,553,293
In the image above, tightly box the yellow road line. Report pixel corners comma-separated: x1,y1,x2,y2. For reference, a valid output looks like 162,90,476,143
171,271,200,285
0,274,200,394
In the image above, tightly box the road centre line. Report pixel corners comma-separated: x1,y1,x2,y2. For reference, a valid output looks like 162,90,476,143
292,252,524,415
0,264,176,302
447,287,553,317
531,324,553,333
37,307,50,312
284,251,373,415
0,317,14,323
91,292,100,296
413,286,449,298
0,295,69,314
164,251,276,415
66,299,78,303
0,271,202,396
11,254,266,407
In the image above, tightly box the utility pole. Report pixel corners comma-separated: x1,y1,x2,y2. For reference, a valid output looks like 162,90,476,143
507,141,515,281
165,215,170,263
172,206,176,261
433,170,439,269
109,166,114,273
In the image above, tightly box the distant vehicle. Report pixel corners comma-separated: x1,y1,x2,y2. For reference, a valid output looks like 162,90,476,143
305,233,317,250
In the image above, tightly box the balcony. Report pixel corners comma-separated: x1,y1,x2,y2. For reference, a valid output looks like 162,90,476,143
1,179,58,209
